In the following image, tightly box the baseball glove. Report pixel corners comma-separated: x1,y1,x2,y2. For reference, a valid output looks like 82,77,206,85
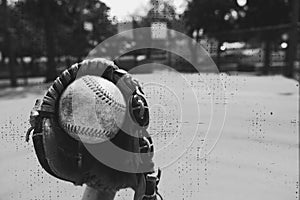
26,58,162,200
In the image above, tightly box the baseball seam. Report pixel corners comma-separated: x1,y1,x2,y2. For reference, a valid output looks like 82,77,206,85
62,123,112,139
82,76,126,112
60,75,125,142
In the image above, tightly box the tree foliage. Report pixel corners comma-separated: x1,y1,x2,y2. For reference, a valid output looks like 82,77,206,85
139,0,178,27
1,0,116,81
238,0,290,28
184,0,235,35
183,0,291,38
183,0,294,75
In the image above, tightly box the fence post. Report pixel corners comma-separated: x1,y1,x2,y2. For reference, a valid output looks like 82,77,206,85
285,0,299,78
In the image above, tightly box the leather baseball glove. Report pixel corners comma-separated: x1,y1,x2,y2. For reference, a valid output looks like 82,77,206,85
26,58,162,200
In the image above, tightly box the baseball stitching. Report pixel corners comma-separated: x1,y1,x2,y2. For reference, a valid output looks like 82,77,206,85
62,123,112,139
61,76,126,141
82,76,126,112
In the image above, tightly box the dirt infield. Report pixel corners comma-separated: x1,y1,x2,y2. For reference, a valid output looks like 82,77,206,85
0,73,298,200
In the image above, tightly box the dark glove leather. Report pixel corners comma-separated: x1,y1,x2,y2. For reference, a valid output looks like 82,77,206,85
26,58,161,200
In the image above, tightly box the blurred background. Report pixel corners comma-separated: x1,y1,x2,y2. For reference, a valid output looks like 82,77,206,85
0,0,299,87
0,1,299,200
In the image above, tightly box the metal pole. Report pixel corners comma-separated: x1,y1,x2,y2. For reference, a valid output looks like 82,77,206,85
2,0,17,87
286,0,299,78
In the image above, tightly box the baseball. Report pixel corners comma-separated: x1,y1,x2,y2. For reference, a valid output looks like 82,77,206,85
58,75,127,144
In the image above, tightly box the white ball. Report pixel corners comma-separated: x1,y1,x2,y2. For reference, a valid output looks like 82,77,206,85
58,75,127,144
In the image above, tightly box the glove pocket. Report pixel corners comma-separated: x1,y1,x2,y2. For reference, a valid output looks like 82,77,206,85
32,117,93,186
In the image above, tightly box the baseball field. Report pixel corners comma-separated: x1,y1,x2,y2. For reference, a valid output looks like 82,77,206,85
0,72,298,200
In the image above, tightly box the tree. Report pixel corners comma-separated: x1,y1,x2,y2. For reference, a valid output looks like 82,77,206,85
233,0,290,74
16,0,64,82
15,0,116,82
184,0,290,39
139,0,178,28
11,6,45,58
183,0,236,40
0,0,17,87
183,0,292,74
55,0,116,59
286,0,299,78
